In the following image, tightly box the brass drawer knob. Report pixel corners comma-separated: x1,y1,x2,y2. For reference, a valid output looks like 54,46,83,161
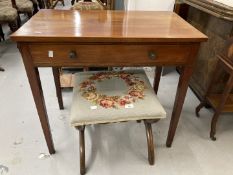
69,50,77,59
148,51,156,60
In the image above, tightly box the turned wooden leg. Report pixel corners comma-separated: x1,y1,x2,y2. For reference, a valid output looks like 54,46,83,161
16,14,21,27
27,12,33,19
52,67,64,110
210,113,220,141
33,3,39,14
37,0,45,8
144,120,155,165
76,126,86,175
153,66,162,94
210,74,233,141
196,60,222,118
195,102,206,117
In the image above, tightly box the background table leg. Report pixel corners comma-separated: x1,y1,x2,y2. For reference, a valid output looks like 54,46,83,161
153,66,162,94
52,67,64,110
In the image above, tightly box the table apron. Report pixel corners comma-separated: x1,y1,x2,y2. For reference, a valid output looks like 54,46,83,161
27,43,196,67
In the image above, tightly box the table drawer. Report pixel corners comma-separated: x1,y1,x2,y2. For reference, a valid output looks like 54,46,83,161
29,44,191,66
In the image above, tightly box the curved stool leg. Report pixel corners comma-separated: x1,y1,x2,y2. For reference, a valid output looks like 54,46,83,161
144,120,155,165
77,126,86,175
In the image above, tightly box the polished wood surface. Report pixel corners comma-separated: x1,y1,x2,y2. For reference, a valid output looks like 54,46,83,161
11,10,207,153
11,10,207,43
207,94,233,112
29,44,193,67
18,44,55,154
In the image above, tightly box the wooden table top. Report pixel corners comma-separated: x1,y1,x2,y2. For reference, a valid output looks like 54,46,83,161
11,10,207,43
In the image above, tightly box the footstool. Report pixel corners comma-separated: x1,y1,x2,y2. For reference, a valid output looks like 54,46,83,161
70,70,166,175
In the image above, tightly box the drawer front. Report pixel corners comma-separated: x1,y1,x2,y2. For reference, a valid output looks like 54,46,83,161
29,44,191,66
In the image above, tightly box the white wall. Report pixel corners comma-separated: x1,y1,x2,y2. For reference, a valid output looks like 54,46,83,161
124,0,175,11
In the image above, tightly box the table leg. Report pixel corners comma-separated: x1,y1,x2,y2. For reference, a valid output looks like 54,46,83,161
52,67,64,110
153,66,162,94
19,45,55,154
166,66,194,147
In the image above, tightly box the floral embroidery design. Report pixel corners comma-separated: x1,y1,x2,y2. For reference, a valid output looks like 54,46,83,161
79,72,146,109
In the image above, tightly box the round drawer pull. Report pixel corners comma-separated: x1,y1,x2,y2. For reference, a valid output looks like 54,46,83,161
148,51,156,60
69,50,77,59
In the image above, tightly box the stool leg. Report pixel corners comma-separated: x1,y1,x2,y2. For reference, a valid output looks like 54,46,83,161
144,120,155,165
52,67,64,110
77,126,86,175
210,74,233,141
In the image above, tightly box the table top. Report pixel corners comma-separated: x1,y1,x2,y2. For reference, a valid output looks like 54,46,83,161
11,9,207,43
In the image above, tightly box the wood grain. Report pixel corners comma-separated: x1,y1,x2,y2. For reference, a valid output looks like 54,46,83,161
11,10,207,43
29,43,193,66
166,44,200,147
18,44,55,154
11,10,207,152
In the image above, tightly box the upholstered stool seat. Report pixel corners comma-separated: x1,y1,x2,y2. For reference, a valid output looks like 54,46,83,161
0,6,18,22
16,0,33,13
71,0,104,10
0,0,19,41
0,0,11,6
71,70,166,126
0,0,34,13
70,70,166,175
